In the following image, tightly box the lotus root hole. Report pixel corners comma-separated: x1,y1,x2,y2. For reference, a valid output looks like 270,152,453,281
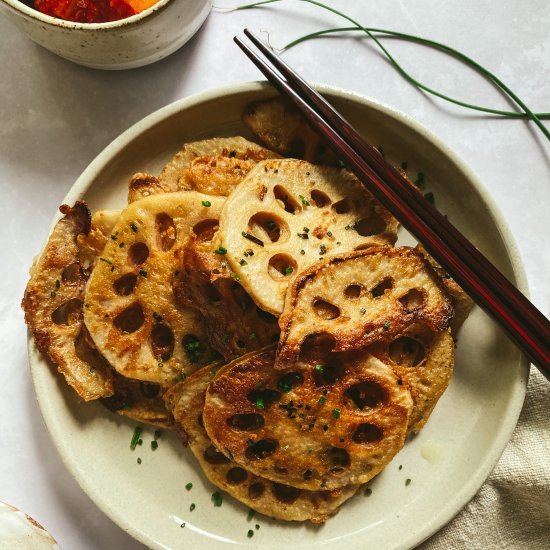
277,372,304,393
323,447,351,474
245,438,278,460
113,303,145,334
344,284,363,300
273,185,302,214
155,213,177,251
192,219,219,242
227,413,265,431
128,242,149,266
371,277,394,297
399,288,425,311
389,337,426,367
332,198,351,214
203,444,231,464
248,482,265,500
268,254,297,281
151,323,175,361
51,299,83,326
248,212,289,244
113,273,138,296
247,388,281,408
299,332,336,361
272,483,301,503
313,357,345,387
352,423,383,444
344,381,387,410
139,382,160,398
226,467,248,485
203,282,222,303
355,216,386,236
61,263,83,285
313,298,341,320
310,189,331,207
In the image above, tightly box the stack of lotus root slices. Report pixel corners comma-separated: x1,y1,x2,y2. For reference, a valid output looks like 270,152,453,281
22,97,473,524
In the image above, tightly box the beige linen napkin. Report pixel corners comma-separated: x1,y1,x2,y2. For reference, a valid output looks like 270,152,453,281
419,369,550,549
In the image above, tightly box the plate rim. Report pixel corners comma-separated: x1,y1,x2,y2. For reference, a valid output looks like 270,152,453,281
29,81,530,550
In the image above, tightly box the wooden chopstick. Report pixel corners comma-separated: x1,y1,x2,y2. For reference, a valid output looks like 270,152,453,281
234,30,550,379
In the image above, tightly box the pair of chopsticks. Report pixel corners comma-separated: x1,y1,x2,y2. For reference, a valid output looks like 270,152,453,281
234,29,550,380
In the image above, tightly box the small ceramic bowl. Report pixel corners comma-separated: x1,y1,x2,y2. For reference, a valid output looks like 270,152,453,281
0,0,211,70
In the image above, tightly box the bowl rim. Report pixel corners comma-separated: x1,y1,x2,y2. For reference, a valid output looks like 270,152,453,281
0,0,180,30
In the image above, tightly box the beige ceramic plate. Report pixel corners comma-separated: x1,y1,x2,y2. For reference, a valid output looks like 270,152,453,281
29,82,529,549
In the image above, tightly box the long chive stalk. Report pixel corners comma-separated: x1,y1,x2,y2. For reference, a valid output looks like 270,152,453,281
227,0,550,142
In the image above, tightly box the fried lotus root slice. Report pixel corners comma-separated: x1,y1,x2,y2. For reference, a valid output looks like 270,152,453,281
158,136,280,196
22,202,114,401
84,192,224,385
128,173,174,204
243,97,338,165
102,374,173,429
216,158,398,314
173,231,280,360
415,244,474,334
167,365,359,523
369,324,454,433
203,347,412,491
276,247,454,368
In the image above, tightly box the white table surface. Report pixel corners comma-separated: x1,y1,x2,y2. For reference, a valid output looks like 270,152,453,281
1,1,548,548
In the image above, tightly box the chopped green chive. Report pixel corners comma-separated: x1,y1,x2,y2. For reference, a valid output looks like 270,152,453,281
414,172,425,187
300,249,305,255
55,279,60,289
332,408,341,419
423,191,435,204
137,457,142,464
284,266,294,275
151,440,158,450
364,487,372,496
110,234,117,241
256,397,265,410
247,529,254,538
405,478,412,486
383,321,391,330
139,269,148,277
315,364,324,373
211,491,223,507
154,430,162,440
255,524,260,530
318,396,328,406
239,258,248,266
214,247,227,255
130,222,138,232
249,332,256,340
130,426,142,450
202,200,212,207
190,503,196,512
307,447,313,454
221,334,230,343
184,336,202,363
247,509,255,521
319,244,327,255
266,220,276,229
399,465,403,470
299,194,310,206
185,482,193,491
50,291,56,298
